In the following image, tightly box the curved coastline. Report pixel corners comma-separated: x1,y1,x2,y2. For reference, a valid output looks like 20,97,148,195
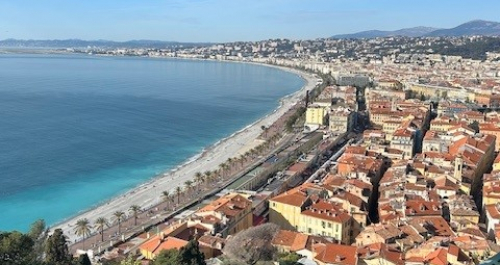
53,58,317,242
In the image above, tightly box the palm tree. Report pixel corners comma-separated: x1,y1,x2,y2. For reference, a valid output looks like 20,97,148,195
74,218,92,249
94,217,108,242
222,163,230,180
129,205,141,226
219,162,227,179
239,154,246,168
175,186,182,204
261,125,269,138
194,172,203,191
204,170,212,184
184,180,193,193
204,170,215,186
249,149,256,160
232,157,240,170
162,191,174,209
162,190,170,202
113,211,125,235
256,144,264,155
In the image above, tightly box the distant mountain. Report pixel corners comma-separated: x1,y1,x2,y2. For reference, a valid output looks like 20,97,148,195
425,20,500,37
331,20,500,39
332,26,439,39
0,39,211,49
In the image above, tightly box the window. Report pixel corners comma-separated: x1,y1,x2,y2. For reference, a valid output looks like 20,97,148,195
336,224,339,232
328,223,332,228
308,228,312,234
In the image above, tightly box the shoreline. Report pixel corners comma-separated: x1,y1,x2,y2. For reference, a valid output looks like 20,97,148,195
52,57,318,243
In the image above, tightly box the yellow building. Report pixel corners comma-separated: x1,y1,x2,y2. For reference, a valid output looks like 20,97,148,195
306,105,327,126
329,192,368,240
369,109,394,127
377,79,403,90
483,174,500,208
450,211,480,230
430,118,461,132
299,201,351,244
382,119,402,141
269,186,352,244
269,186,311,231
329,109,354,133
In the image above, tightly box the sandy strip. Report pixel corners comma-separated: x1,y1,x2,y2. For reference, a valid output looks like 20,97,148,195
54,62,318,243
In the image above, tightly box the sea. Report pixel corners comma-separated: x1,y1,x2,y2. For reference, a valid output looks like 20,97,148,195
0,53,304,231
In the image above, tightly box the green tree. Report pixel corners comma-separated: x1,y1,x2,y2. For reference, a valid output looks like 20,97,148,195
28,219,47,240
218,162,227,179
94,217,109,242
0,231,37,265
74,218,92,249
469,120,480,133
28,219,48,260
184,180,193,193
277,252,302,265
152,249,181,265
113,211,126,235
222,163,230,179
194,172,204,192
129,205,141,226
77,253,92,265
179,240,206,265
419,92,426,101
152,240,206,265
120,255,142,265
45,228,71,265
203,170,212,183
261,125,269,138
162,190,170,202
162,190,174,208
175,186,182,205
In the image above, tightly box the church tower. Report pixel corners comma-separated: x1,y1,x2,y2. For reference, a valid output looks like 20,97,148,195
454,154,463,181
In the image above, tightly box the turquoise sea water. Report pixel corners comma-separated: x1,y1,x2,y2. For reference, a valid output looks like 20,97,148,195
0,54,304,231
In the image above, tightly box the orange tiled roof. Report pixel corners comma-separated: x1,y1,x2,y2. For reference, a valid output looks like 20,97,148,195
199,193,251,218
486,204,500,219
425,248,448,265
140,236,188,256
270,186,308,207
302,200,351,223
314,243,357,265
357,243,404,265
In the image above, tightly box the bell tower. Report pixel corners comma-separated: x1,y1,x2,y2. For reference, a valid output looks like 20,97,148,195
454,154,463,181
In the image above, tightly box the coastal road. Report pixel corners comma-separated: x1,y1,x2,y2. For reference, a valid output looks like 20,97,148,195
70,131,303,255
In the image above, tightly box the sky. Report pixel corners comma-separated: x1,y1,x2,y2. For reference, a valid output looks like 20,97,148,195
0,0,498,42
